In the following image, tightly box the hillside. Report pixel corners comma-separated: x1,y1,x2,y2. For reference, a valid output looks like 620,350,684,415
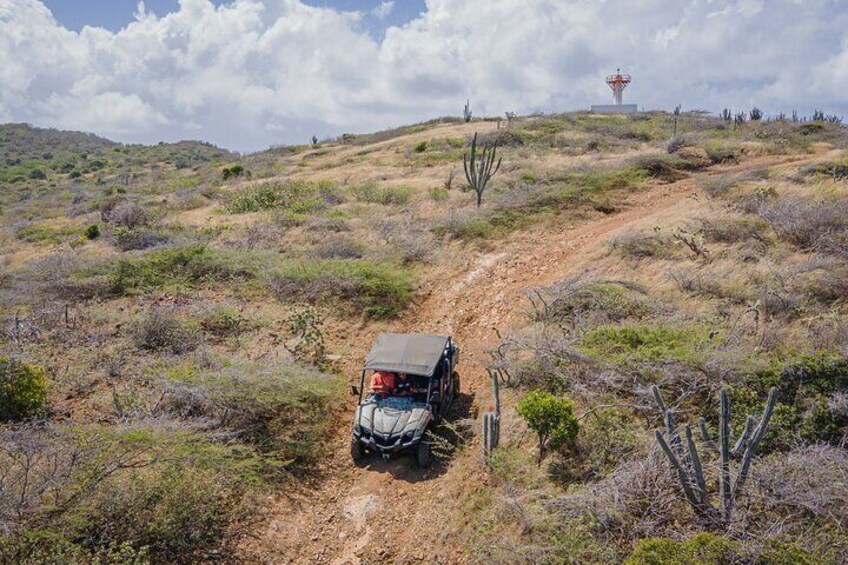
1,112,847,564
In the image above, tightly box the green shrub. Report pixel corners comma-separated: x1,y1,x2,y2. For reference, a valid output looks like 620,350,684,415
731,353,848,449
629,154,695,181
85,224,101,240
104,245,256,295
0,530,87,565
580,324,707,363
224,180,321,213
516,390,579,463
534,282,652,326
609,232,679,260
351,182,413,205
414,140,428,153
0,355,49,422
701,141,741,164
625,533,823,565
316,179,345,205
435,166,648,241
131,310,200,354
221,165,245,180
29,169,46,180
162,359,341,464
73,465,241,563
46,425,268,563
200,307,248,339
428,186,449,202
268,258,413,319
15,223,80,245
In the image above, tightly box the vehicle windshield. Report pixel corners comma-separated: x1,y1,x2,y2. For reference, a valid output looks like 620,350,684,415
365,370,430,405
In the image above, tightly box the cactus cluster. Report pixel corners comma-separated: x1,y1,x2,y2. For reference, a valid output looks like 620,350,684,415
463,132,502,208
483,369,501,458
653,385,777,529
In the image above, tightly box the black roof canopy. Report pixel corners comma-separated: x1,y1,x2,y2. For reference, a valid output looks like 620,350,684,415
364,333,449,377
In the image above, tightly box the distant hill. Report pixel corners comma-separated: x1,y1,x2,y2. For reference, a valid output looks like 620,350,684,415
0,123,233,184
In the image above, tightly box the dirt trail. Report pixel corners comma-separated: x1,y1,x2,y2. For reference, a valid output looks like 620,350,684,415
241,151,832,564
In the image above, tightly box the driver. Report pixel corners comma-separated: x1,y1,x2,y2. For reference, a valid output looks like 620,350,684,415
395,373,413,397
370,370,397,398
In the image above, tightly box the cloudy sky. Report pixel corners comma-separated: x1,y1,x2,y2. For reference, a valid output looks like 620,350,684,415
2,0,847,152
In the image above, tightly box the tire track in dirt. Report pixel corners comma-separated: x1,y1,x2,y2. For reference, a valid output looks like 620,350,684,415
241,151,833,564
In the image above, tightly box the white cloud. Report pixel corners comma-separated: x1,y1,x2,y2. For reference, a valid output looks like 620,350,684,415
1,0,847,151
372,1,394,20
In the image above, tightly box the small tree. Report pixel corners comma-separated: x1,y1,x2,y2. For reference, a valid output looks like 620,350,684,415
517,390,579,464
285,306,327,368
463,132,502,207
0,355,49,422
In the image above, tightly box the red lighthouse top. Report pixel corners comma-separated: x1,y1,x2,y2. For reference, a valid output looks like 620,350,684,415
606,68,632,89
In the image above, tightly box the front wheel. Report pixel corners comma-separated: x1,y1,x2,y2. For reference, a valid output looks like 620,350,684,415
351,438,367,465
416,440,431,469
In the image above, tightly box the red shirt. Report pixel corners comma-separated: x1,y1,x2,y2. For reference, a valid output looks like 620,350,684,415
370,371,396,397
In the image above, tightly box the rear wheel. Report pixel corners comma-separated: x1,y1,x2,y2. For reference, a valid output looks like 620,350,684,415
416,440,431,468
351,438,366,465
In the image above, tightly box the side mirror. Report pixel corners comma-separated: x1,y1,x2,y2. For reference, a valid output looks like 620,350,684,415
351,385,360,397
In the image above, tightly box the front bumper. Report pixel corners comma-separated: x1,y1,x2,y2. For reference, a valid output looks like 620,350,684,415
354,430,418,454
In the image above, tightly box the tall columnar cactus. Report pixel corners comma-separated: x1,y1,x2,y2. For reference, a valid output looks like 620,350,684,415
482,369,501,459
463,132,502,208
463,99,472,123
652,385,777,530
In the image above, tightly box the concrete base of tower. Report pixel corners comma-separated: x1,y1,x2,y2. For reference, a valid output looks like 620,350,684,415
590,104,638,114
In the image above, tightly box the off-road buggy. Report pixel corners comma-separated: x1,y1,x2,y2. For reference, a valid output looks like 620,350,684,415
350,333,460,468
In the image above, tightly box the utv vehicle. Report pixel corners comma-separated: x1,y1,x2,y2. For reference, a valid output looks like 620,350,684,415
351,333,460,468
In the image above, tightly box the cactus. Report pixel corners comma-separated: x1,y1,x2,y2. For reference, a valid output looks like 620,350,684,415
463,99,472,123
482,369,502,459
463,132,502,208
653,385,777,530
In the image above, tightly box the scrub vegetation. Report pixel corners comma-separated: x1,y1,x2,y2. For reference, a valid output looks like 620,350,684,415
1,109,847,563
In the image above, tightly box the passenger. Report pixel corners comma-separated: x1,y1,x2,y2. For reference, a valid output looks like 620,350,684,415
411,377,428,402
370,370,396,398
395,373,413,397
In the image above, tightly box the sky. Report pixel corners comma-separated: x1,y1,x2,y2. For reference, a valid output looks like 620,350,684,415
2,0,847,152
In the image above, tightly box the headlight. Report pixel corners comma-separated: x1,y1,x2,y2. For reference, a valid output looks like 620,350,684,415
354,425,362,435
403,430,415,441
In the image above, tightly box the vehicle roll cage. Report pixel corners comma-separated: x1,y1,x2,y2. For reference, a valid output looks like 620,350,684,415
354,335,454,429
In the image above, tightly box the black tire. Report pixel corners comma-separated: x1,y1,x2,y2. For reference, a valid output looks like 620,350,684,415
351,438,366,465
416,440,431,469
452,371,460,401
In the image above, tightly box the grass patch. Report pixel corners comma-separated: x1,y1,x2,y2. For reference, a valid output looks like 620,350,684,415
436,166,648,240
15,222,81,245
162,358,341,464
350,182,414,205
626,533,822,565
579,324,709,363
268,258,414,319
85,245,261,296
223,180,326,214
609,231,679,260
